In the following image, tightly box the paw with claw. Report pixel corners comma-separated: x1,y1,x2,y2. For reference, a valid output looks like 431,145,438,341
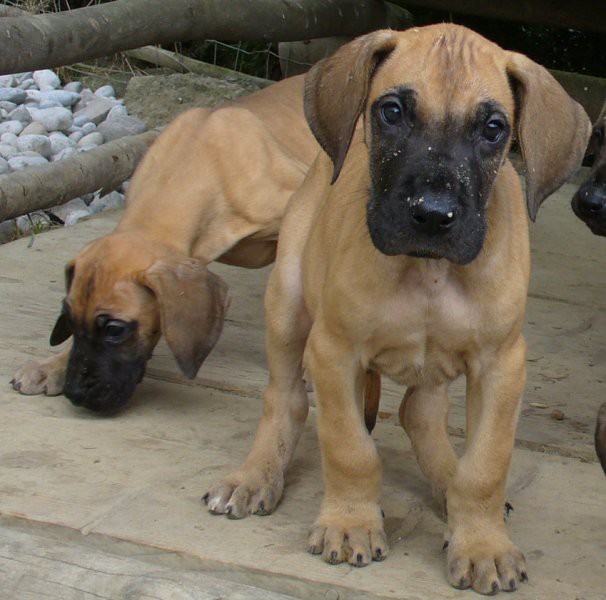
446,525,527,594
306,501,388,567
203,468,284,519
11,356,66,396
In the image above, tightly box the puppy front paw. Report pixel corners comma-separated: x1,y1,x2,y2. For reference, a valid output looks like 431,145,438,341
447,527,527,595
202,469,284,519
306,502,388,567
11,359,65,396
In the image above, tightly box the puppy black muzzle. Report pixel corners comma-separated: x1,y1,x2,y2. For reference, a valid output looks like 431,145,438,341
367,180,486,265
63,337,148,413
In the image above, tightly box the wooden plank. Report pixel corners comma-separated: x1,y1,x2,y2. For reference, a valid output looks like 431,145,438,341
0,182,605,598
0,379,604,599
0,525,299,599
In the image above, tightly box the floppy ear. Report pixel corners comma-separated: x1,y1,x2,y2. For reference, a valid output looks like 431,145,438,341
137,257,229,379
304,29,398,183
49,261,75,346
506,52,592,221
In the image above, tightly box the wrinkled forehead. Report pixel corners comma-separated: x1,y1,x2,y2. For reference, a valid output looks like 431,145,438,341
66,238,152,321
369,28,515,123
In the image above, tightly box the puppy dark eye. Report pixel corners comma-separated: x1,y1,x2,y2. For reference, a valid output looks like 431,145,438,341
482,118,506,143
105,321,127,340
96,315,132,344
593,126,604,147
380,100,404,125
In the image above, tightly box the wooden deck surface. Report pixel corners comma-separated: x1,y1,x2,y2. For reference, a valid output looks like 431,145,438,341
1,182,605,599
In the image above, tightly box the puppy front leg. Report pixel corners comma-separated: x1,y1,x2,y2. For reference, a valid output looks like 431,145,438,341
204,265,310,518
11,342,71,396
446,336,527,595
306,325,386,567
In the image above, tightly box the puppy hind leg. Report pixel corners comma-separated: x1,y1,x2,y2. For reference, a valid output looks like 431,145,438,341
203,264,310,518
399,385,458,516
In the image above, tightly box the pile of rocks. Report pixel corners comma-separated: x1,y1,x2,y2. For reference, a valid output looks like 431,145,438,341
0,69,147,241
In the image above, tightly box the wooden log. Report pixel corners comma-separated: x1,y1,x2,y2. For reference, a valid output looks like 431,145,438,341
391,0,606,34
0,131,158,222
123,47,272,88
0,5,27,17
0,0,411,75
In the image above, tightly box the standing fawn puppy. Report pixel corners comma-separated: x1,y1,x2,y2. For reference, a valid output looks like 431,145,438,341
205,24,590,595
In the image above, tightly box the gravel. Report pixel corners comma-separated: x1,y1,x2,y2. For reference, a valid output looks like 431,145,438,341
0,68,148,240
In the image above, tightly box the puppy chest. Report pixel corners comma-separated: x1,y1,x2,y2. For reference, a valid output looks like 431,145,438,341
364,289,476,386
369,337,467,386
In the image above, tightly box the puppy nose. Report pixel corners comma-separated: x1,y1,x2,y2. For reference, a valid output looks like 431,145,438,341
410,195,458,234
574,186,606,215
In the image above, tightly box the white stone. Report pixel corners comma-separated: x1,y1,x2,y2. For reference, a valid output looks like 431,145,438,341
33,69,61,91
14,72,34,85
63,81,83,93
39,90,80,107
18,78,35,90
16,211,52,234
8,105,32,124
68,131,84,143
0,101,17,112
81,122,96,135
97,114,146,141
0,219,17,244
20,121,48,136
89,191,125,214
94,84,115,98
52,147,78,161
107,104,128,120
17,134,52,159
49,198,89,222
73,114,92,127
24,89,41,103
8,154,49,170
30,106,73,132
77,131,104,147
0,88,26,104
64,209,91,226
39,100,63,110
0,132,18,145
73,89,95,112
0,109,7,120
0,156,9,175
73,96,115,125
0,143,18,160
49,132,75,155
0,75,15,88
0,121,24,136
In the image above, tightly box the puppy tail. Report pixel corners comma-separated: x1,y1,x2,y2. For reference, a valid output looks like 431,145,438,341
596,402,606,475
364,370,381,433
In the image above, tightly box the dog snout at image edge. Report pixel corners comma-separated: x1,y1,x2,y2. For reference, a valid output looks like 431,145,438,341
570,100,606,472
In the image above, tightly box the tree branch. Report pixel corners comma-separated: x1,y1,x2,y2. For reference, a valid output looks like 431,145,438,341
0,0,411,75
0,130,158,221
